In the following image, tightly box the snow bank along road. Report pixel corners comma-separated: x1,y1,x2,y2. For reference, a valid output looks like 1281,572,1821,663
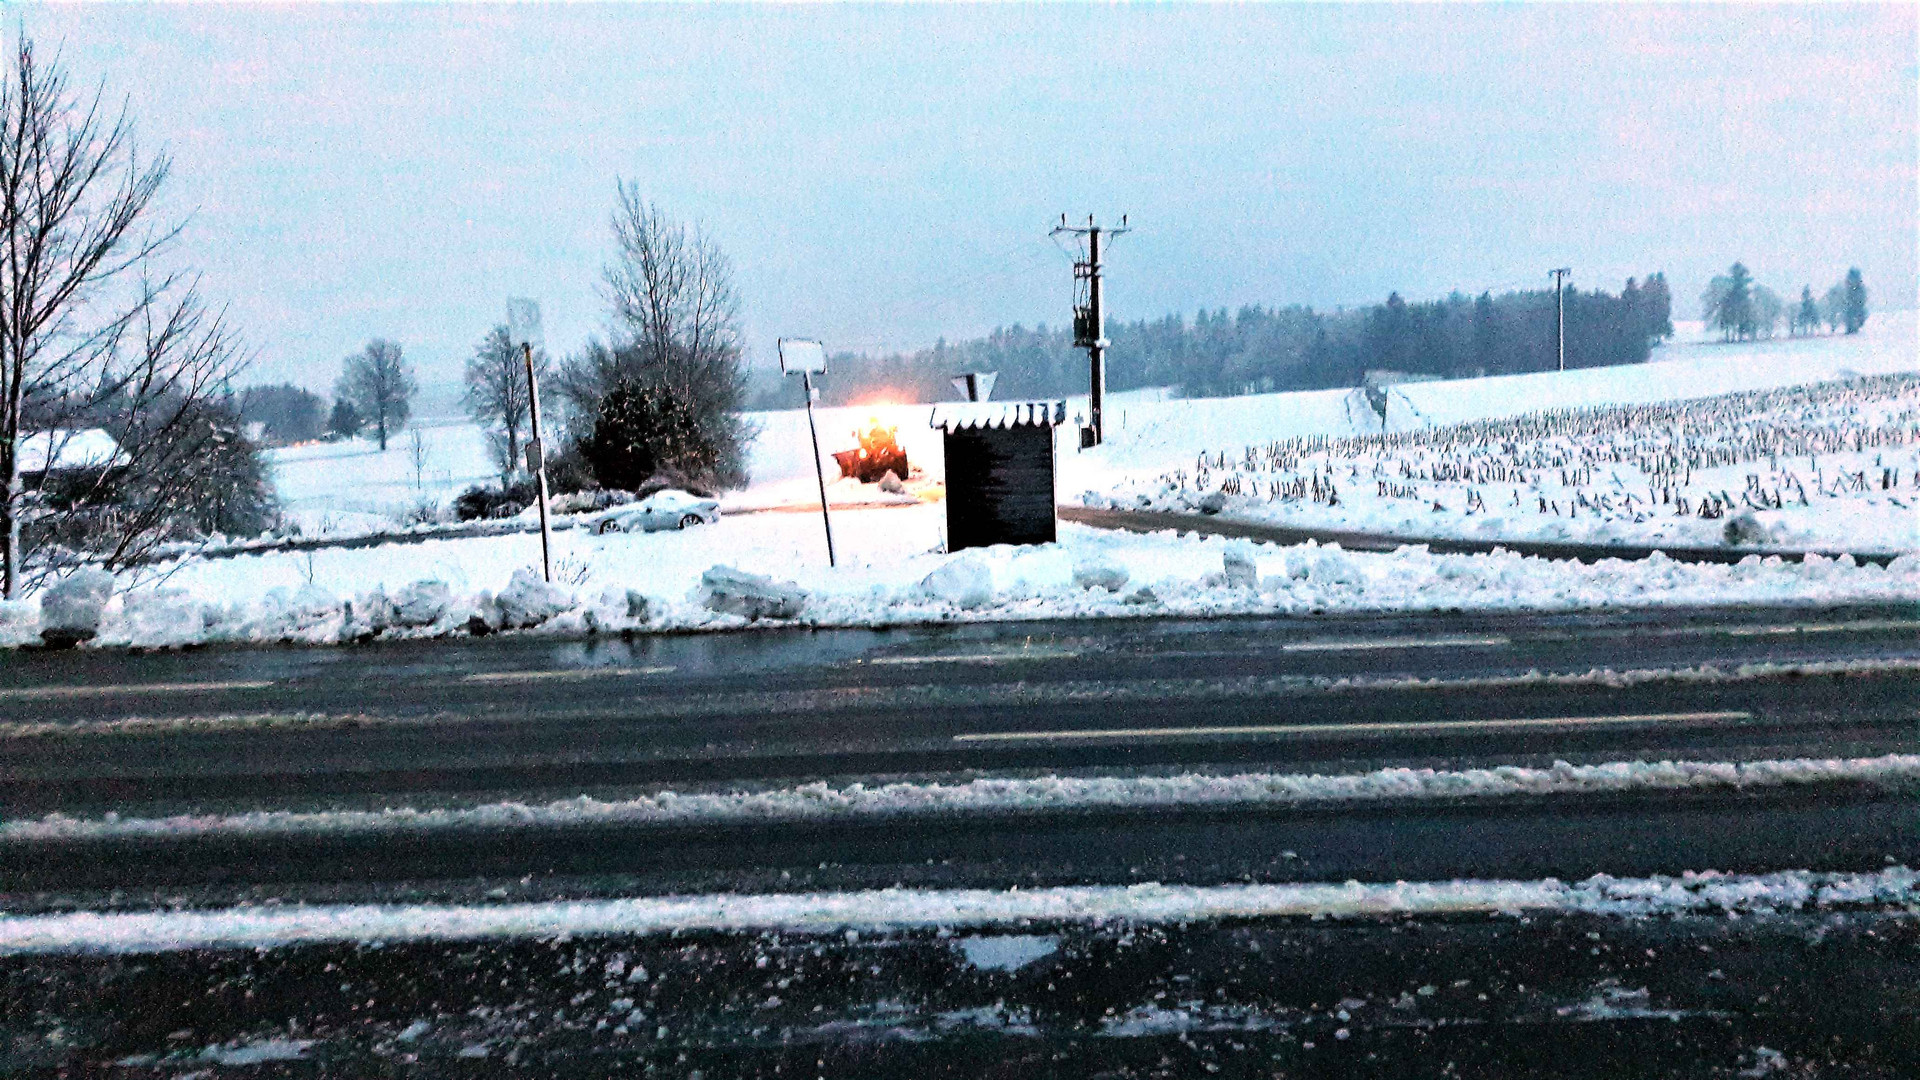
4,604,1918,1074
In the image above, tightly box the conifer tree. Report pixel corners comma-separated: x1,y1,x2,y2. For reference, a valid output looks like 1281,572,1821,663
1796,286,1820,336
1843,268,1868,334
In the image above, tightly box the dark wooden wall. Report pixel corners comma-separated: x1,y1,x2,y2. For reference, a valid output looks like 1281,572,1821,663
943,424,1057,550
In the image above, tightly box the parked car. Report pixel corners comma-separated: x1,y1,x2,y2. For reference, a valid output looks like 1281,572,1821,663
591,489,721,534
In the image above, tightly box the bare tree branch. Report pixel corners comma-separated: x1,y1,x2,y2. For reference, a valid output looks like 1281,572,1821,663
0,36,258,595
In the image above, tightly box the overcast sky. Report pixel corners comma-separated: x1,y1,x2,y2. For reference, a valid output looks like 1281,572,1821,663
23,3,1918,390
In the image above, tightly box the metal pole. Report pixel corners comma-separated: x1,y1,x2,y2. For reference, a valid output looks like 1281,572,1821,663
801,369,836,567
1551,267,1571,372
523,341,553,582
1088,223,1106,445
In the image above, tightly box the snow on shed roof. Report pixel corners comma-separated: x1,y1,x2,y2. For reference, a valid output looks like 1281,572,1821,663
18,428,127,473
928,400,1066,432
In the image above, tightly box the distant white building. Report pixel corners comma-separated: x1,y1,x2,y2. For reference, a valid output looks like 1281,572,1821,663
16,428,129,483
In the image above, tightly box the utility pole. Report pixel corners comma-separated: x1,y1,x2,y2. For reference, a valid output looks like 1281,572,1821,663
1053,214,1129,447
1550,267,1572,372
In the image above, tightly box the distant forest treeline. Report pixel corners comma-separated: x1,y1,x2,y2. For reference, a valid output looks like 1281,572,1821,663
748,275,1675,409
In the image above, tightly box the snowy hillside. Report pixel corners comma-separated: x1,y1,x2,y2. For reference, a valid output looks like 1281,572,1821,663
266,418,500,537
1080,313,1920,553
266,312,1914,535
1062,310,1918,492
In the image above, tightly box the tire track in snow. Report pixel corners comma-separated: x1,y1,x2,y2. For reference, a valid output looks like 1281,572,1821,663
8,753,1917,843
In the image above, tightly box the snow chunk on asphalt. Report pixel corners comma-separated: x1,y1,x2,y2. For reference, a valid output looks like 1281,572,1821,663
119,589,206,648
256,584,343,640
956,933,1059,971
921,545,1073,609
496,568,577,628
392,579,453,628
0,599,36,646
1278,541,1360,585
920,552,996,609
39,568,113,647
1072,560,1130,593
701,565,806,621
1222,543,1259,588
1005,546,1073,593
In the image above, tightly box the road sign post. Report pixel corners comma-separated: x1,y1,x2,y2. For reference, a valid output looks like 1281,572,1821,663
508,298,553,583
778,338,835,568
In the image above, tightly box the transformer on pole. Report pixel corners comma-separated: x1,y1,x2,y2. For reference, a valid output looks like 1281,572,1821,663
1052,214,1129,447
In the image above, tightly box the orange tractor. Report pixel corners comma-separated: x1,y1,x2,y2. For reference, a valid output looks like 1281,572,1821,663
831,417,910,484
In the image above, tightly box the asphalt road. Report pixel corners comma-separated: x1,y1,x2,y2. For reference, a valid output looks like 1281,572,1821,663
8,907,1916,1077
5,603,1920,1075
3,601,1919,906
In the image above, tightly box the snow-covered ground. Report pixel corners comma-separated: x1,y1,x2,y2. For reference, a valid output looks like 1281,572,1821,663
266,417,499,538
1098,372,1920,552
264,314,1916,541
25,513,1920,649
11,311,1910,650
1077,312,1920,553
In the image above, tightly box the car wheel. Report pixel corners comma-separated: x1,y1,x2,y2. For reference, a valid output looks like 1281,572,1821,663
596,519,620,535
678,513,703,530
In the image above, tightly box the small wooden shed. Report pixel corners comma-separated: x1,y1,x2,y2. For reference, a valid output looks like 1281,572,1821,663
929,400,1066,551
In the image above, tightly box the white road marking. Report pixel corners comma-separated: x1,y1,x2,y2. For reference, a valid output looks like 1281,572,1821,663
463,666,675,683
1281,634,1510,652
866,650,1084,666
1723,619,1920,637
953,710,1752,743
0,680,273,701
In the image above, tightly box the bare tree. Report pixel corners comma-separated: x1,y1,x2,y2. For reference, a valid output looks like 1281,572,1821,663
462,324,548,486
555,183,750,487
0,36,260,596
406,427,430,492
336,338,415,451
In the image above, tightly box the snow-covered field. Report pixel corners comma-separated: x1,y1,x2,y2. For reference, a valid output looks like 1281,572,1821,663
266,314,1916,541
1078,312,1920,553
265,401,953,534
1064,314,1920,490
8,312,1912,650
1099,372,1920,552
267,417,500,538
